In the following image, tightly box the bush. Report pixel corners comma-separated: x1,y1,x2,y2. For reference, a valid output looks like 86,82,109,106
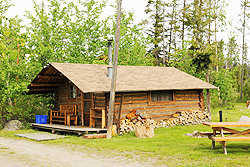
210,69,237,108
0,94,54,129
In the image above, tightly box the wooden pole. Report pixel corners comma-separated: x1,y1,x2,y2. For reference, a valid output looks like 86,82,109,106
81,92,84,126
107,0,122,139
206,89,211,118
117,93,124,134
205,73,211,118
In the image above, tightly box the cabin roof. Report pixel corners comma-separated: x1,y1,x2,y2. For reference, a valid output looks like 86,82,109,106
27,63,218,94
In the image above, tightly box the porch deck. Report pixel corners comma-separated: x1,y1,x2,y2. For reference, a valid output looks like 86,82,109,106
31,123,107,136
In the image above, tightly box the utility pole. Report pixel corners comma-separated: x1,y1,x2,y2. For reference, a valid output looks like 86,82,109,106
106,0,122,139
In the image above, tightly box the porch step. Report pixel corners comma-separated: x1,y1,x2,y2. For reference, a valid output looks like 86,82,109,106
83,133,107,139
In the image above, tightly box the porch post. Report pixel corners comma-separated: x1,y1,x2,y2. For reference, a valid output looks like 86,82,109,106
206,89,211,118
81,92,84,126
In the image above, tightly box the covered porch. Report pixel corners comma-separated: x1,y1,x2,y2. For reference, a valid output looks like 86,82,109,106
27,63,108,128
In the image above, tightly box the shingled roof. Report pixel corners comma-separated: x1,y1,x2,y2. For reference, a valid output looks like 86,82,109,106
27,63,217,94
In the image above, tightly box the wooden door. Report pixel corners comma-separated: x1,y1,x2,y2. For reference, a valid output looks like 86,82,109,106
81,93,93,126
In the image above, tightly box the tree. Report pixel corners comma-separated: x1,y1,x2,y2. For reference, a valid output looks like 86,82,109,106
115,11,154,66
25,0,108,70
0,0,48,128
226,34,240,70
145,0,165,64
239,0,250,100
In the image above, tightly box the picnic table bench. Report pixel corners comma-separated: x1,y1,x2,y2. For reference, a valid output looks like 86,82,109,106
50,104,78,126
199,131,233,138
203,122,250,155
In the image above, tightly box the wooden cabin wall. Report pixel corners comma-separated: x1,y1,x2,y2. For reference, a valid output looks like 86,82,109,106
54,80,82,115
93,90,204,123
54,88,204,126
93,93,106,109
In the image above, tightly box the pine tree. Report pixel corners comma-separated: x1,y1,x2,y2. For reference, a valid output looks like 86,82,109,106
145,0,165,64
239,0,250,100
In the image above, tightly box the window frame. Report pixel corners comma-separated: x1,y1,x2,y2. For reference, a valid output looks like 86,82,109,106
149,90,175,104
69,83,77,99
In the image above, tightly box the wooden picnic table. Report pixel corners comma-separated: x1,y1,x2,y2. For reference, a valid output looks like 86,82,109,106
203,122,250,155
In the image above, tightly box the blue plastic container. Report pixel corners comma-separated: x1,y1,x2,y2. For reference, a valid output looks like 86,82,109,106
35,115,48,124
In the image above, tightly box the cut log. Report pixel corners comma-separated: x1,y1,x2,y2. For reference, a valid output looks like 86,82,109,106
135,125,154,138
83,133,107,139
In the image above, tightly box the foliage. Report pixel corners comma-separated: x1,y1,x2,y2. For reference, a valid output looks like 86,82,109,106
0,0,32,128
243,78,250,100
113,11,154,66
210,69,237,107
25,0,109,69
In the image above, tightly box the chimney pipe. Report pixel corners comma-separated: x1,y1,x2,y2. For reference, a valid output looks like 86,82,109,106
107,39,113,79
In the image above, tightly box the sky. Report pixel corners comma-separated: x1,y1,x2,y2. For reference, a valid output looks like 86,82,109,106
5,0,245,57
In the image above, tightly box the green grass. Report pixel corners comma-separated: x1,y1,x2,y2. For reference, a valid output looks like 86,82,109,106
1,103,250,166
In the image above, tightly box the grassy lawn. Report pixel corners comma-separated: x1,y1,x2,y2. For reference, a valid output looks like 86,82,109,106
1,103,250,166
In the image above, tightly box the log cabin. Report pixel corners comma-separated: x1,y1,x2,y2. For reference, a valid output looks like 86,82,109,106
27,63,217,127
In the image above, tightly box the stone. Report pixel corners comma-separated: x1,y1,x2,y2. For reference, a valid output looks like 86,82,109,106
4,120,24,131
238,116,250,122
185,130,207,138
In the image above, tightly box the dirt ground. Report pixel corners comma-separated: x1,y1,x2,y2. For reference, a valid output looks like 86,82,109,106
0,137,149,167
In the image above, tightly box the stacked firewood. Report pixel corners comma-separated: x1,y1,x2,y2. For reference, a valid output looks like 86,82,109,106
119,109,210,135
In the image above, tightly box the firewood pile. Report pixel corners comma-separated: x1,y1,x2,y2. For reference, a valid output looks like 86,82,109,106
119,109,210,135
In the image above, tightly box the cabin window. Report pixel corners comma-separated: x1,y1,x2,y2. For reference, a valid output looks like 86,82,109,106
77,89,81,98
69,84,76,99
151,90,173,102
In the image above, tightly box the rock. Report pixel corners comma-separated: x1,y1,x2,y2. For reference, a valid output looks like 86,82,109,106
4,120,24,131
185,132,195,137
185,130,206,138
238,116,250,122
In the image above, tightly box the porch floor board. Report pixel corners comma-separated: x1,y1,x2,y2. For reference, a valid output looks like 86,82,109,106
31,123,107,135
